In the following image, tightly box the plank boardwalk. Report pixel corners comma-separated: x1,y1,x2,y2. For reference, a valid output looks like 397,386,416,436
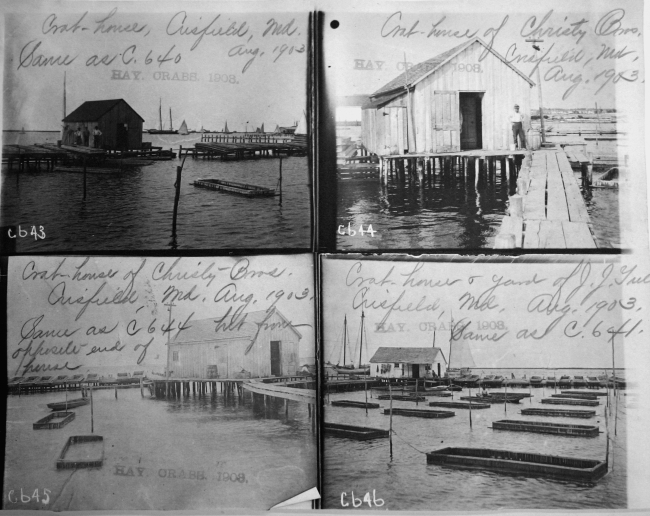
496,150,597,249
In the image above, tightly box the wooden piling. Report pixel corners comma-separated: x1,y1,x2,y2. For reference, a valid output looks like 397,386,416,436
389,383,394,460
170,158,186,246
90,386,94,433
82,156,87,200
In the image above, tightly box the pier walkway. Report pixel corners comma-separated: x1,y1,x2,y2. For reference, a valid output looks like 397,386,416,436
495,150,597,249
242,379,316,404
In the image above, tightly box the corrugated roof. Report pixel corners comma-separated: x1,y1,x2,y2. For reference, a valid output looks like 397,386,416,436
63,99,144,123
370,347,443,364
370,38,535,100
170,307,301,345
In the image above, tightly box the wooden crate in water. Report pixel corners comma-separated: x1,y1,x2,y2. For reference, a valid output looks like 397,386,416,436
426,447,607,481
33,412,75,430
57,435,104,469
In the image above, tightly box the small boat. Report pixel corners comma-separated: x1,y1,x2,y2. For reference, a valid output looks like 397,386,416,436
51,375,70,387
478,375,495,386
67,374,86,386
426,447,607,481
178,120,189,135
33,376,55,389
7,376,25,387
132,371,146,382
47,398,90,411
192,178,277,198
16,376,41,389
545,376,557,387
558,375,572,387
82,373,99,384
455,374,480,387
529,376,543,386
608,376,626,389
572,375,587,388
586,376,601,389
116,372,132,385
445,385,462,392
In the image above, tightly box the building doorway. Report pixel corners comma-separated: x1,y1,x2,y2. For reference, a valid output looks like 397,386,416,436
412,364,420,379
270,341,282,376
116,123,128,150
459,92,483,150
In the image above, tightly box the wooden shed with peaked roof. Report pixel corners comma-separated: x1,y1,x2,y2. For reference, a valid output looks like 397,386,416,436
370,347,447,379
168,307,302,379
362,38,535,155
63,99,144,150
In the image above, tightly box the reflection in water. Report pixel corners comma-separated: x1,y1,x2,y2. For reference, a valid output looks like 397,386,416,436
337,165,620,250
338,168,510,249
1,132,310,252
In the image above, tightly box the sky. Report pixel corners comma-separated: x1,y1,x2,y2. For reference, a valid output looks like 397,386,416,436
7,255,316,376
323,1,644,113
322,256,649,371
2,4,307,131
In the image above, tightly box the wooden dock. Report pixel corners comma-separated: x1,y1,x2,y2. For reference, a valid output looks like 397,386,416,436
181,134,307,160
378,149,526,186
241,380,316,404
495,150,597,248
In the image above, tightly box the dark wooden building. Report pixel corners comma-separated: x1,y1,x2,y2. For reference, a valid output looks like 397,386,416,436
168,308,302,379
63,99,143,150
362,38,534,154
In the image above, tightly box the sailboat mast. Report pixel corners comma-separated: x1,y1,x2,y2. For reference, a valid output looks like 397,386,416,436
359,311,365,368
159,98,162,131
169,108,173,131
61,72,66,140
343,315,347,366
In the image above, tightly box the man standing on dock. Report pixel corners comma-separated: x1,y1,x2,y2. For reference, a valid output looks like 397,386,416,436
93,126,102,148
509,104,526,150
83,125,90,147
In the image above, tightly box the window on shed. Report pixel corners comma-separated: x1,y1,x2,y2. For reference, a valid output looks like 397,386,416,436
172,351,179,361
394,363,400,368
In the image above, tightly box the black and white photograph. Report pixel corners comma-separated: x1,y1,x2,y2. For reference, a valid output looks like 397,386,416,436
3,254,317,511
324,0,645,250
1,1,311,252
321,254,649,510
